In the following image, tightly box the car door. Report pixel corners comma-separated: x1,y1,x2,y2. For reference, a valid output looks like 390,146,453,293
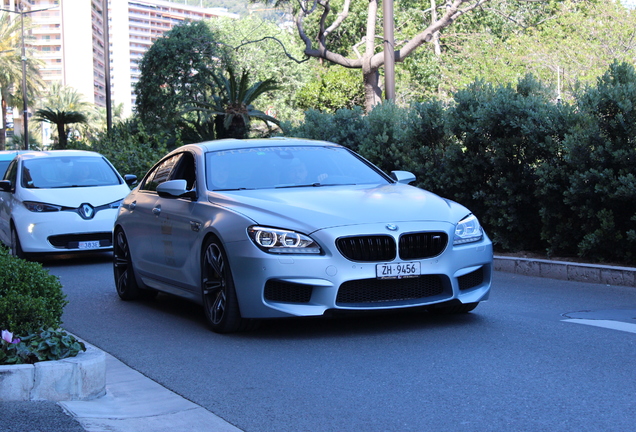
129,152,200,293
0,159,19,246
151,151,201,292
125,154,181,280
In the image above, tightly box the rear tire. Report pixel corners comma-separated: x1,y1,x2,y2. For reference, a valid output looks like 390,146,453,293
201,236,254,333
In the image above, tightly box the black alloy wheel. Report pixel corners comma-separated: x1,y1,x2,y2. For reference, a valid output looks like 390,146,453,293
201,236,252,333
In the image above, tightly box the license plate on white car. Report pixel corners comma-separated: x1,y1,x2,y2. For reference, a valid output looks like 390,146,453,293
78,241,100,249
376,262,421,279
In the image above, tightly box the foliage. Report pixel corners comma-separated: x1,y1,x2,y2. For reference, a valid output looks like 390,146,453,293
537,61,636,262
34,108,88,149
134,20,229,139
209,15,312,124
81,118,171,181
438,0,626,101
0,328,85,365
296,66,365,113
0,12,44,150
439,75,572,251
188,67,280,139
0,248,67,336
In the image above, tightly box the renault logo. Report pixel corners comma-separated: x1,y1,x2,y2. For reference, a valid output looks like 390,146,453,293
79,203,95,220
386,223,398,231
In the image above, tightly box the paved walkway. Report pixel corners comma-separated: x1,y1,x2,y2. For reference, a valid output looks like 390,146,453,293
59,353,243,432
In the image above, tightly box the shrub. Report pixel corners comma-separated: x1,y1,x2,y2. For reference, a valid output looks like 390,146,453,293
441,75,569,251
0,248,67,336
1,328,86,365
537,61,636,262
87,118,171,181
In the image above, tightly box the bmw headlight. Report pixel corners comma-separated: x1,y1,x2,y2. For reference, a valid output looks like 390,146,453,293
23,201,62,212
248,226,321,254
453,214,483,245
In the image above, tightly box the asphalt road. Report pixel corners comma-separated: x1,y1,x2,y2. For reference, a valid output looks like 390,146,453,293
45,253,636,432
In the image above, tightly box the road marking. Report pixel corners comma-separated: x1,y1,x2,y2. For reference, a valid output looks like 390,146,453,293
562,319,636,334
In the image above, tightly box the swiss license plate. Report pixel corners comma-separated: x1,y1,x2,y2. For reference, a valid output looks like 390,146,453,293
376,262,421,279
78,241,100,250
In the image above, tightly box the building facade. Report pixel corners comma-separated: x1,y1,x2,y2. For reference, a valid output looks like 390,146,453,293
2,0,237,132
109,0,238,117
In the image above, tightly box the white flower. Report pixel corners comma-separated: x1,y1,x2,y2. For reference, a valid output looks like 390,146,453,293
1,330,13,343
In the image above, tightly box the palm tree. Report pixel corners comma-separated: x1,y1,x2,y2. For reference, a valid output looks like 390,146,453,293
35,83,93,148
0,12,44,150
34,108,87,149
190,67,280,139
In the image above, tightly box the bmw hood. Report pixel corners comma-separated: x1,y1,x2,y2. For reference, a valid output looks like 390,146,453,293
210,183,470,232
17,184,130,208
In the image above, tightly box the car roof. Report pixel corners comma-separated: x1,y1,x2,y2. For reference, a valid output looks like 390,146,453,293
194,137,343,153
0,150,28,161
14,150,104,161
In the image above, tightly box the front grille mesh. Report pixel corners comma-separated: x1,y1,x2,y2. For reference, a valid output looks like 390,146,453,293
458,267,484,290
399,232,448,259
264,280,313,303
336,235,396,262
336,275,444,305
337,232,448,262
48,232,112,249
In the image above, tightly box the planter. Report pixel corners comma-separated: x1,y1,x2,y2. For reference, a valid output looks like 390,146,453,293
0,343,106,401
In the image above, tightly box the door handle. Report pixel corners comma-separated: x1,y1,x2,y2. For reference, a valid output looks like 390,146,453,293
152,206,161,216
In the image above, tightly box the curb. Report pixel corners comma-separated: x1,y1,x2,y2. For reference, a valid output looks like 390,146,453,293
0,342,106,401
494,256,636,287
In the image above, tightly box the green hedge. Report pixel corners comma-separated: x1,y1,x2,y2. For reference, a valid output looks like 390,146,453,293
0,248,67,336
286,62,636,265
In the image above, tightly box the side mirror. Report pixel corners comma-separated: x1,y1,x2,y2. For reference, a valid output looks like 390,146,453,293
124,174,137,186
156,179,196,200
390,170,416,184
0,180,12,192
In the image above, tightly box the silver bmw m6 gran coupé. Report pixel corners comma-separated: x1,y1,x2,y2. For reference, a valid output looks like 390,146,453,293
113,137,493,333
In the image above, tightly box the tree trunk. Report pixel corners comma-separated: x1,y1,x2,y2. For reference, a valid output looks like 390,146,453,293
0,99,6,151
57,123,67,149
363,68,382,112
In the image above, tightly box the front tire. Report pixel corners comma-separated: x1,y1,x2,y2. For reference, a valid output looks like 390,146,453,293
10,225,26,259
201,237,252,333
113,228,156,300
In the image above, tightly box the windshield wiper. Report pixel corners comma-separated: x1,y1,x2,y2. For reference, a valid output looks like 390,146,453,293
276,183,355,189
212,187,255,191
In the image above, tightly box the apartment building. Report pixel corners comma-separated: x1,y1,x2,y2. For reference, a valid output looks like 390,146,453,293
110,0,238,117
2,0,237,128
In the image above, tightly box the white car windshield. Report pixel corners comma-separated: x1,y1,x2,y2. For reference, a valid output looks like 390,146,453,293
206,146,389,191
21,156,122,189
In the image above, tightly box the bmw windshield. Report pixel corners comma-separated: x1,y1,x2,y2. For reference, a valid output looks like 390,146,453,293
206,146,390,191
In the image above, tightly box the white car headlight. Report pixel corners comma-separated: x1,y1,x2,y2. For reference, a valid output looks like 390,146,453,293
23,201,62,212
453,214,483,245
248,226,321,254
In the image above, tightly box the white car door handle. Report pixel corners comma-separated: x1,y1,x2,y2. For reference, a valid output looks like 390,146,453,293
152,207,161,216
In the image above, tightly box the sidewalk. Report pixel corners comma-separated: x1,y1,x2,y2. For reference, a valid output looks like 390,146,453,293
0,352,242,432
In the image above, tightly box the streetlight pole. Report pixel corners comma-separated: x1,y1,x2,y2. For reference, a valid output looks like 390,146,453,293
19,4,28,149
383,0,395,102
0,4,59,150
